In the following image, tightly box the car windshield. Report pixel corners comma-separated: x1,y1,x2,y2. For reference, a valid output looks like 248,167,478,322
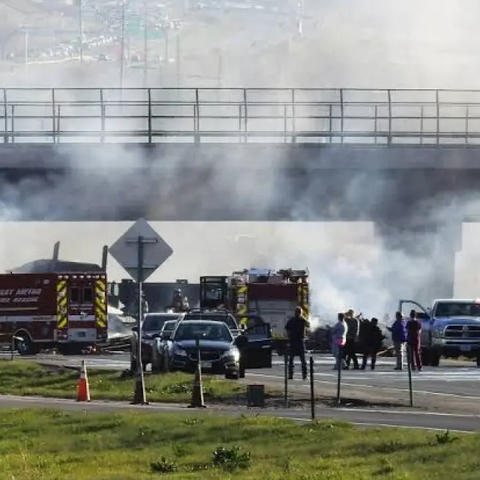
143,314,179,332
162,321,177,333
173,322,233,342
184,313,238,331
435,302,480,317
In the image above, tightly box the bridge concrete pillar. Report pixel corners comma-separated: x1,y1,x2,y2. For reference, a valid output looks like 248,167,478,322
374,220,462,308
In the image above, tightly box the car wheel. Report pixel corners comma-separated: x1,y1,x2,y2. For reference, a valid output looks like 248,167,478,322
225,371,239,380
429,353,441,367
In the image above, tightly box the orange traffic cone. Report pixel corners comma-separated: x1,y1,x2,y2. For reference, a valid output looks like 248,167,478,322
188,362,206,408
76,360,91,402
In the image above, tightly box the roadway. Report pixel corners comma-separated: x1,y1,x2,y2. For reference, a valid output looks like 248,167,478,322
31,352,480,399
7,352,480,432
0,392,479,433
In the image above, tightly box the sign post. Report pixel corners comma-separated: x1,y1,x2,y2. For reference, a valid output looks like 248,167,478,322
109,219,174,405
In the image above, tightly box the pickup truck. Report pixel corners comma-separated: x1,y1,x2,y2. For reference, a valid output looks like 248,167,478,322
398,299,480,367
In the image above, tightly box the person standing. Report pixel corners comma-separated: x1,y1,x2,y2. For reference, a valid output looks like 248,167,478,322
406,310,422,371
285,306,310,380
344,309,360,370
388,311,407,371
361,318,384,370
332,313,348,370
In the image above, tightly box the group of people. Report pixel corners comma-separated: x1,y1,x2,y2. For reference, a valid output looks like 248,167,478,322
331,309,423,372
388,310,423,371
283,306,424,380
331,310,385,371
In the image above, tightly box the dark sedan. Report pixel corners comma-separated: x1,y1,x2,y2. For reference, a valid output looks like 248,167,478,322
130,312,181,371
162,320,241,379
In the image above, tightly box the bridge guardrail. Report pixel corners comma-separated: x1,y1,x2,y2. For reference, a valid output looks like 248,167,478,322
2,87,480,144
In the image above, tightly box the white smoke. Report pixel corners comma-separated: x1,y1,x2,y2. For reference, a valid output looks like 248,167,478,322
1,0,480,326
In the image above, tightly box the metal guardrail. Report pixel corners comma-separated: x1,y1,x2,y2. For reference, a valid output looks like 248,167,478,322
2,87,480,144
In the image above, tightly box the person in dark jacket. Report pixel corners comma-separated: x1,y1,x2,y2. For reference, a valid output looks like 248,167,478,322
357,318,371,366
361,318,384,370
387,311,407,371
406,310,422,371
344,309,360,370
285,306,310,380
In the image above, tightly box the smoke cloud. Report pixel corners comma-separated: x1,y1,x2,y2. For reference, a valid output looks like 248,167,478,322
1,0,480,325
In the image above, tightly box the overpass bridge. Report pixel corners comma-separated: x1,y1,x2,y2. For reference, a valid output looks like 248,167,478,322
2,86,480,301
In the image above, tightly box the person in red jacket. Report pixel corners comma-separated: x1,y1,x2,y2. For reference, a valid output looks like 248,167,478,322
406,310,422,371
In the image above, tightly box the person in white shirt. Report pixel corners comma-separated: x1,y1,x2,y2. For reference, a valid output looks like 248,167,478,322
331,313,348,370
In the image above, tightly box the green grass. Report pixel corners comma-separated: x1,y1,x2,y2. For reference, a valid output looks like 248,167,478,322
0,409,477,479
0,360,245,404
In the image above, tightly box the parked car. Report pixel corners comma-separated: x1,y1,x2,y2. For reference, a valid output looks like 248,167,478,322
130,312,181,371
155,319,272,379
182,310,241,337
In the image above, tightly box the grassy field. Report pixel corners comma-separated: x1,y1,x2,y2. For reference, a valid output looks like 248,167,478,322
0,360,246,404
0,408,477,479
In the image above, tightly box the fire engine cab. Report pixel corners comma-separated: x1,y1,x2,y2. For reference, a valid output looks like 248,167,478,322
199,268,310,336
0,242,109,355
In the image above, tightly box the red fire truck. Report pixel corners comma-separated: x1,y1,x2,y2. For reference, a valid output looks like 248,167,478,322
0,243,109,355
199,268,310,351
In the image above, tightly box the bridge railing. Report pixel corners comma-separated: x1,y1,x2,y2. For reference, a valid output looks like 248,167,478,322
2,87,480,144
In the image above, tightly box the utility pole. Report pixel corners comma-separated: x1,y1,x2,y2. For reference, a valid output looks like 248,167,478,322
143,0,148,87
120,0,126,89
79,0,84,62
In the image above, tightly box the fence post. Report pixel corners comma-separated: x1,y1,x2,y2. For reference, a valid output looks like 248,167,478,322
435,89,440,145
420,106,424,145
387,89,392,145
10,105,15,144
309,356,315,420
291,88,296,144
147,88,152,144
407,344,414,407
336,345,342,405
339,88,344,144
243,88,248,143
284,352,289,408
465,106,469,146
51,88,56,144
3,89,8,144
100,88,105,143
194,88,200,144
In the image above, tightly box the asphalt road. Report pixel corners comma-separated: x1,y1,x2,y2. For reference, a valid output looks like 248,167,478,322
0,393,478,433
31,353,480,400
6,352,480,431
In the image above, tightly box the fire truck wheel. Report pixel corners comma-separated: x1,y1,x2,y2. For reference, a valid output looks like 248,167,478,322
15,334,36,356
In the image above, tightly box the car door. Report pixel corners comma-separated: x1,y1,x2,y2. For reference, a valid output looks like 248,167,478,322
237,323,272,369
398,299,430,344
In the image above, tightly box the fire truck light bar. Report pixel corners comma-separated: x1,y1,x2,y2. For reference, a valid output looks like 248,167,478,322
57,274,106,280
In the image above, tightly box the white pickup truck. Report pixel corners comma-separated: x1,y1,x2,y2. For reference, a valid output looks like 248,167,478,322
398,298,480,367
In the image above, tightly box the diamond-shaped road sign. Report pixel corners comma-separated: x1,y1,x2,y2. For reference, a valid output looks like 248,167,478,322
108,218,173,283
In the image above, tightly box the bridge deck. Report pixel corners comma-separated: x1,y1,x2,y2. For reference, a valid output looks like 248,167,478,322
2,87,480,144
